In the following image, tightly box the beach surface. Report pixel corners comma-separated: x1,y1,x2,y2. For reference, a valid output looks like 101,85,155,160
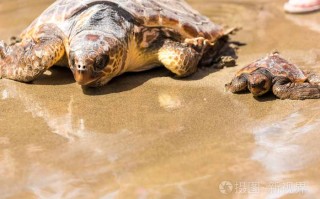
1,0,320,198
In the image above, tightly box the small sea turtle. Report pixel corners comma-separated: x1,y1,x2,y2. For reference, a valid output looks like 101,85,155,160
0,0,234,87
225,52,320,100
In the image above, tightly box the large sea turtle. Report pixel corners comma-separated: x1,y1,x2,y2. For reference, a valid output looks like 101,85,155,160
225,52,320,100
0,0,234,87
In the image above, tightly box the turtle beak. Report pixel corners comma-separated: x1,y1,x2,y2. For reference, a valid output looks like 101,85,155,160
249,85,264,96
72,64,95,86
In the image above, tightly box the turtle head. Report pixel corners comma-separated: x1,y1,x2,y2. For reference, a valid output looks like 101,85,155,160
247,69,273,96
69,32,125,86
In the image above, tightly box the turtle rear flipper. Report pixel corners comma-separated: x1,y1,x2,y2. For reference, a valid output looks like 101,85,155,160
273,77,320,100
0,24,66,82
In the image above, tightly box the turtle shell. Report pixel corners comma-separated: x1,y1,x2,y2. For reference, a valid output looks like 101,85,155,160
236,53,307,83
21,0,225,43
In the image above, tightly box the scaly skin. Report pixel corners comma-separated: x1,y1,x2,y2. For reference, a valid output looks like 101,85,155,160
272,76,320,100
226,53,320,100
158,39,203,77
0,24,66,82
0,0,232,87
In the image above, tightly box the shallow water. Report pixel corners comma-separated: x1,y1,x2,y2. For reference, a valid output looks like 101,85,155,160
1,0,320,198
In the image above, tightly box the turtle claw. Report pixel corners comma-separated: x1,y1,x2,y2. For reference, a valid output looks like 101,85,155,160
184,37,209,53
185,37,208,46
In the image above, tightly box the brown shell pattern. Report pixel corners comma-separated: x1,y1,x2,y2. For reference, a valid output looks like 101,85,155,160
236,53,307,82
21,0,224,43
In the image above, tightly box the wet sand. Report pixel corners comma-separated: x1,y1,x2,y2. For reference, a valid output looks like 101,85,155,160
1,0,320,198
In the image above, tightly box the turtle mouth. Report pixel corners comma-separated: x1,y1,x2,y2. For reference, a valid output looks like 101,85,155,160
73,69,102,86
78,77,102,86
249,85,268,96
77,76,102,86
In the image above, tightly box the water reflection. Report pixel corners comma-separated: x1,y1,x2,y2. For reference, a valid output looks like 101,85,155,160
253,112,318,174
158,93,183,112
0,80,219,198
2,82,87,141
1,0,320,198
252,105,320,198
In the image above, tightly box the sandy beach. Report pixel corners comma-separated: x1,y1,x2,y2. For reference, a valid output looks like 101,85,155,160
1,0,320,198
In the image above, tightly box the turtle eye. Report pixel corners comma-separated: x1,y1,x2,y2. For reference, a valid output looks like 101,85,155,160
94,54,109,70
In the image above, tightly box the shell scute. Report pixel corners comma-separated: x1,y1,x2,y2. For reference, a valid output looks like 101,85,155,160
21,0,225,43
236,53,307,82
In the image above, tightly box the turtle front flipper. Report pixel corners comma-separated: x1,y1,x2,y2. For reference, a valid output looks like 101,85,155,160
0,24,66,82
225,74,249,93
273,77,320,100
158,40,202,77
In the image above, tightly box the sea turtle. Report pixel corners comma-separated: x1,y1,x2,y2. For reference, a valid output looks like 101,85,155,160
0,0,234,87
225,52,320,100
